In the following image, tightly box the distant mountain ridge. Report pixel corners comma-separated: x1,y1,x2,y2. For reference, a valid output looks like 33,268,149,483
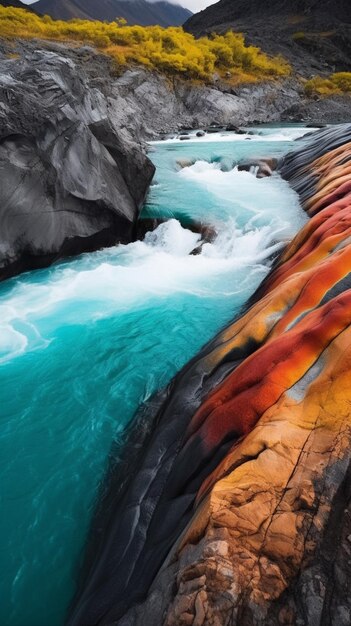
0,0,35,9
32,0,192,26
185,0,351,73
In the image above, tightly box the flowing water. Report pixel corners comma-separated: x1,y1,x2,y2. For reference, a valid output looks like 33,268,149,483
0,125,313,626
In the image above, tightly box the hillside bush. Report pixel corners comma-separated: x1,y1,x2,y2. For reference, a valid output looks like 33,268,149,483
0,6,291,82
305,72,351,96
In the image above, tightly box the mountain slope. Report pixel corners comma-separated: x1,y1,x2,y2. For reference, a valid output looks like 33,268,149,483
0,0,35,9
185,0,351,73
32,0,192,26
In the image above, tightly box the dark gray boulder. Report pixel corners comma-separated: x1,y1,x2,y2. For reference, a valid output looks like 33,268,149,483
0,49,155,280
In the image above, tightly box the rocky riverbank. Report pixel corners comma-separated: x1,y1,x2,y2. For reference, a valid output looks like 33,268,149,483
60,42,351,137
67,124,351,626
3,40,351,145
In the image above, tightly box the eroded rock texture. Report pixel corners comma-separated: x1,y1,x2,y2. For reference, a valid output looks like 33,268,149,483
68,125,351,626
0,48,155,280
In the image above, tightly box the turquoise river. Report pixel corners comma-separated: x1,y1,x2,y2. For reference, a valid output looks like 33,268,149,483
0,125,313,626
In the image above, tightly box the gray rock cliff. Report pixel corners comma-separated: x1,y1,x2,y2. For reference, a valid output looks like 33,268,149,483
0,47,155,280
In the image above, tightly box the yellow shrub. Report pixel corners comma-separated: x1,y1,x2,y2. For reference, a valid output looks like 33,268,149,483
332,72,351,92
92,34,110,48
305,72,351,96
0,6,291,82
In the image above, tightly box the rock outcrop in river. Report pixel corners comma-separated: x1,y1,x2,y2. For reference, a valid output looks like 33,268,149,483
68,124,351,626
0,47,155,281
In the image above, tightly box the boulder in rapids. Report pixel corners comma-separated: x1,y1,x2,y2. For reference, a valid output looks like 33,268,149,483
238,158,278,177
175,158,194,169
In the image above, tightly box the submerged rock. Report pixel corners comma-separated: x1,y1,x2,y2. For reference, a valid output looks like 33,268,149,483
225,123,240,132
218,157,235,172
175,158,195,169
189,222,217,254
238,157,278,177
135,217,165,240
67,124,351,626
0,49,155,281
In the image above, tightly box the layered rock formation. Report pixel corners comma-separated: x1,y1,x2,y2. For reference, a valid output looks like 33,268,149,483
109,68,305,139
68,125,351,626
0,47,155,281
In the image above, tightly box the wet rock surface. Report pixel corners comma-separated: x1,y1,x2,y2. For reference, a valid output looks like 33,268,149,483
67,125,351,626
0,46,155,280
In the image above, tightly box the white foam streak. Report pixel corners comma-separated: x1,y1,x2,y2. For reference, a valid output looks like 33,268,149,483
0,325,28,364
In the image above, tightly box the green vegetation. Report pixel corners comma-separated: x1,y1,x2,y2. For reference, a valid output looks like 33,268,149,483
0,6,290,82
305,72,351,96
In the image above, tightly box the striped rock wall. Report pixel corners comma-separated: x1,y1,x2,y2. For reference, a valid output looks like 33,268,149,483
68,125,351,626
